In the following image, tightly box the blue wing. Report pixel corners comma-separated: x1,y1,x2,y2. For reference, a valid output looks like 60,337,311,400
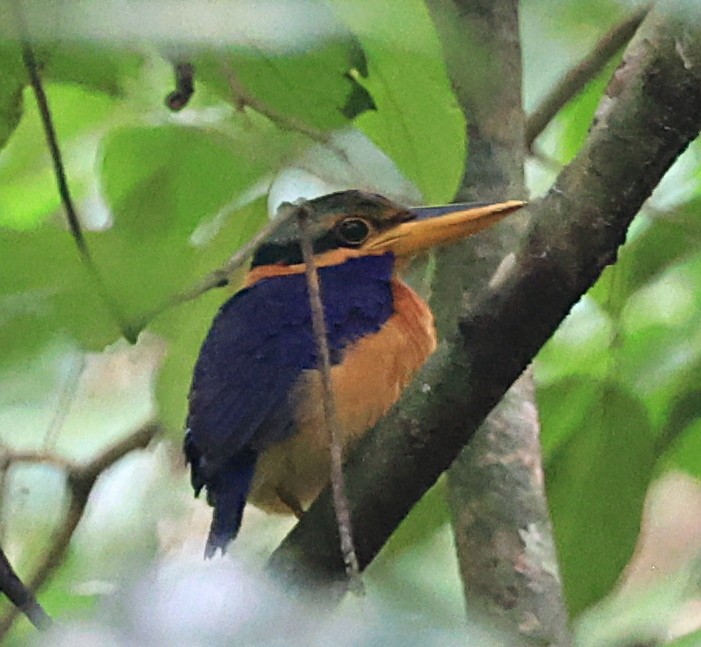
184,254,395,554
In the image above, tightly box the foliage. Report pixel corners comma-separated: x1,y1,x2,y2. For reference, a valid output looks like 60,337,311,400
1,0,701,644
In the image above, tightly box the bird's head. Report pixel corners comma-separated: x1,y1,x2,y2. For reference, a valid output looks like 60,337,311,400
246,190,525,284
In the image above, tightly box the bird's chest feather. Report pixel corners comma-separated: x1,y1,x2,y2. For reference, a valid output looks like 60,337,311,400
249,277,436,512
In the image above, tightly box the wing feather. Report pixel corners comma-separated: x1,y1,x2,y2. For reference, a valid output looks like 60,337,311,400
184,254,395,551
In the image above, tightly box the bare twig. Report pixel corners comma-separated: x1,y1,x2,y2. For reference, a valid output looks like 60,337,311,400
0,546,51,631
0,422,161,639
0,458,9,543
79,422,161,480
525,5,650,148
296,203,363,592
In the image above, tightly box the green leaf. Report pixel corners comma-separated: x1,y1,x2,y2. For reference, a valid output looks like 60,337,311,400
193,2,373,132
43,43,144,96
98,125,271,323
153,289,226,436
538,377,607,462
544,382,656,616
668,627,701,647
663,418,701,481
617,324,700,424
591,203,701,317
0,227,120,365
0,83,118,230
341,1,465,202
535,297,614,386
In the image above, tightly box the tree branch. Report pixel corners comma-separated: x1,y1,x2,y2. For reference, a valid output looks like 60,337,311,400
525,5,650,148
268,1,701,599
0,422,161,639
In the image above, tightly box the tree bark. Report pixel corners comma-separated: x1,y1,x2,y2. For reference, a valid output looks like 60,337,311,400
426,1,570,643
268,2,701,617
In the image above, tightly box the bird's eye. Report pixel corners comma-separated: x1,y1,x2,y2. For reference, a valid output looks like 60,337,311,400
336,218,371,246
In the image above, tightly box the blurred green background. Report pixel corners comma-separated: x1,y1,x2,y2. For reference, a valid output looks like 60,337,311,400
1,0,701,644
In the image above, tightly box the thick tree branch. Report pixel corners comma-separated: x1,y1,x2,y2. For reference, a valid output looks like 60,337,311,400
268,2,701,598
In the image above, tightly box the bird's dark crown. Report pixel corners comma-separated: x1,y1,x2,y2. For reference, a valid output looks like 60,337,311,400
250,190,413,268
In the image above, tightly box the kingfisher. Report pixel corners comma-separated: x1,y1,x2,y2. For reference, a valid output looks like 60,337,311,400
184,190,524,557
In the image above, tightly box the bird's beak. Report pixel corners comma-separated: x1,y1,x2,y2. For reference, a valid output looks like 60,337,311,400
364,200,526,257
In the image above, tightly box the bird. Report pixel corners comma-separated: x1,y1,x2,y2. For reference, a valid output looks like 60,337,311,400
183,190,524,557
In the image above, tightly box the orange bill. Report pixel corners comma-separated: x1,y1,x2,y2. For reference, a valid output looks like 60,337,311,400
364,200,525,257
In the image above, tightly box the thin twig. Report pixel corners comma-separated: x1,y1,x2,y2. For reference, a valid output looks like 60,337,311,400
296,203,363,592
525,5,650,147
79,422,161,480
0,546,51,631
0,457,9,543
11,0,134,341
0,422,161,639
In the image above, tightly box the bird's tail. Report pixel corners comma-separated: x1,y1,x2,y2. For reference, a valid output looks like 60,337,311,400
184,433,257,558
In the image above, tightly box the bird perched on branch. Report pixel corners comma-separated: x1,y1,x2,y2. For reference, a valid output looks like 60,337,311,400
184,190,524,557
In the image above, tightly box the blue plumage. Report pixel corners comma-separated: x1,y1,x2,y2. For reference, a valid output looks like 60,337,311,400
185,253,395,555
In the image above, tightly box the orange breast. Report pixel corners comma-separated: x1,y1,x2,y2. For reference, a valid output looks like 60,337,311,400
248,279,437,513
